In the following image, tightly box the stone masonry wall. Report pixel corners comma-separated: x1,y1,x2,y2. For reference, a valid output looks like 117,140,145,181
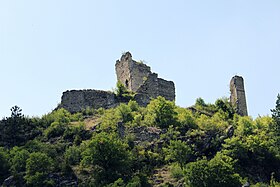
60,90,117,113
60,52,176,113
137,73,159,99
230,76,248,116
115,52,151,92
157,78,176,101
115,52,176,103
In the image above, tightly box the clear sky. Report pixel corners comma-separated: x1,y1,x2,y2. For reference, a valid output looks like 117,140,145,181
0,1,280,118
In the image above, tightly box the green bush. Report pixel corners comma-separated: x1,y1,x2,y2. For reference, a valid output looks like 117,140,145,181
145,96,177,128
64,146,81,165
0,147,10,183
116,103,133,123
170,163,184,179
44,121,67,139
164,140,193,168
184,153,241,187
81,132,132,185
25,152,54,187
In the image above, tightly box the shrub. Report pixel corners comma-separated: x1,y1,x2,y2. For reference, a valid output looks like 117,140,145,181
81,132,132,185
184,153,241,187
25,152,54,186
145,96,177,128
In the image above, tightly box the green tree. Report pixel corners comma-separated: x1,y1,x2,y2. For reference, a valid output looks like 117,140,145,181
0,147,10,183
64,146,81,165
25,152,54,187
116,81,128,97
81,132,132,186
10,148,30,173
116,103,133,123
195,98,207,107
0,106,40,147
215,98,235,119
9,148,30,186
0,106,25,147
164,140,193,168
145,96,177,128
184,153,241,187
271,94,280,136
44,121,67,139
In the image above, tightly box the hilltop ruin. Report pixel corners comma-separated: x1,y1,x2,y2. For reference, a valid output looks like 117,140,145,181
230,75,248,116
59,52,176,113
59,52,248,116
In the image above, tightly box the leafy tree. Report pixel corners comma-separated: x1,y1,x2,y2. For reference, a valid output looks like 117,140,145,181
184,153,241,187
63,123,90,144
9,148,30,186
164,140,193,168
64,146,81,165
128,100,139,112
116,103,133,123
145,96,177,128
44,121,67,139
222,124,280,183
215,98,235,119
271,94,280,140
25,152,54,187
116,81,129,97
81,132,132,186
106,178,125,187
10,148,30,173
0,147,10,183
176,107,197,134
195,98,207,107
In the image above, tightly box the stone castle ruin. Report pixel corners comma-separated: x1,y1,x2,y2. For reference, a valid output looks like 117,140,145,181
60,52,175,113
59,52,248,116
230,75,248,116
115,52,175,101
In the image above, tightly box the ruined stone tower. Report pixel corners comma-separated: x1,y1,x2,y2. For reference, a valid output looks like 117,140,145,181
230,75,248,116
59,52,176,113
115,52,175,102
115,52,151,92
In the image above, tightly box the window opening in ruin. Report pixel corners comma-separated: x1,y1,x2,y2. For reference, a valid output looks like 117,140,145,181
125,79,129,87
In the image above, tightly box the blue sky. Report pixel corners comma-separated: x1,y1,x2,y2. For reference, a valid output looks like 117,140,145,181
0,1,280,118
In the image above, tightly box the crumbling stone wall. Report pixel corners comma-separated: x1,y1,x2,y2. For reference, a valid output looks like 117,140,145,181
60,90,117,113
137,73,159,99
115,52,176,102
60,52,176,113
230,75,248,116
157,78,176,101
115,52,151,92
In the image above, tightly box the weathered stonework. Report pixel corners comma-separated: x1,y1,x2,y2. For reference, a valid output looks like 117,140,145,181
230,75,248,116
60,90,118,113
60,52,176,113
115,52,176,102
115,52,151,92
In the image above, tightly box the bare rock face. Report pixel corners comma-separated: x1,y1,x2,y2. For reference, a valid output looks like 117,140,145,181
230,75,248,116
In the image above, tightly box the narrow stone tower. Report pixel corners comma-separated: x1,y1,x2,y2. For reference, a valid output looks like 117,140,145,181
230,75,248,116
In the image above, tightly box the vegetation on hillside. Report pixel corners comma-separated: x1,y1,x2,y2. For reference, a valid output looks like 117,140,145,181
1,94,280,186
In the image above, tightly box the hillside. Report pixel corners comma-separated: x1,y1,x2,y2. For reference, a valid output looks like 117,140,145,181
1,95,280,187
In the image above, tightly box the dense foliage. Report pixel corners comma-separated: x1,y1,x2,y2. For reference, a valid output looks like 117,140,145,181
0,95,280,186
